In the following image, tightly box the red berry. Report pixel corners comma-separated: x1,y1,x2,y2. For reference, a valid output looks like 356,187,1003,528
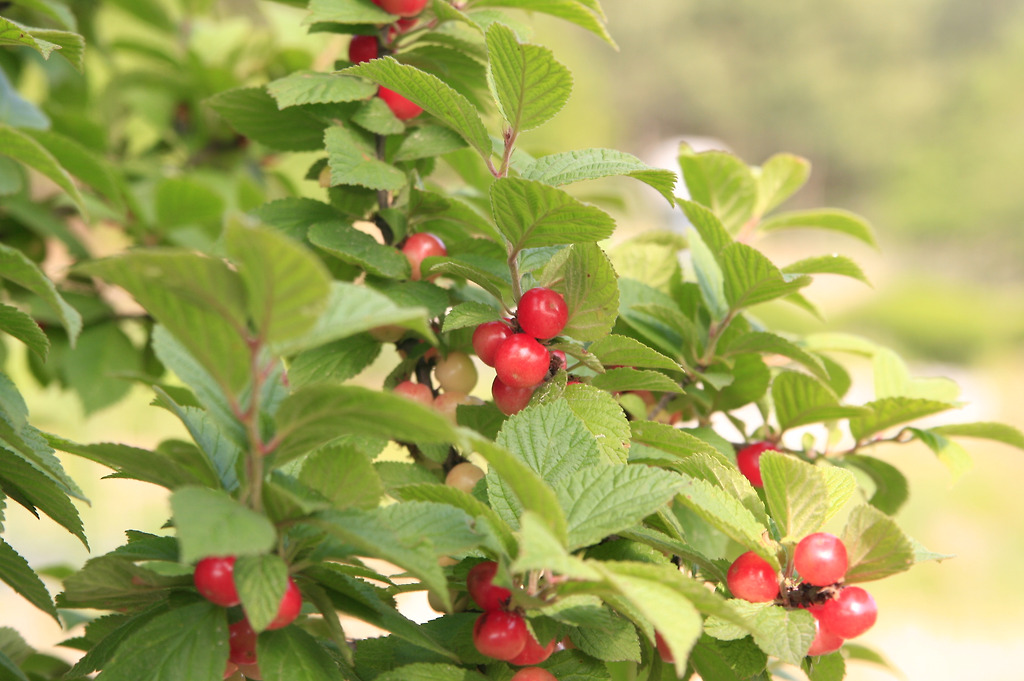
492,377,535,415
266,577,302,630
494,335,549,388
726,551,779,603
509,631,556,666
374,0,428,17
394,380,433,406
379,86,423,120
510,669,557,681
736,442,778,488
654,631,673,663
473,610,529,661
794,533,849,587
228,619,258,665
517,287,568,340
194,556,239,607
466,561,511,611
347,35,378,64
435,351,477,393
812,586,877,639
401,232,445,279
807,617,845,656
473,321,514,367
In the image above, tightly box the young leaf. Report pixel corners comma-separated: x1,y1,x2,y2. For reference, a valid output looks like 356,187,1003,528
758,208,878,249
471,0,615,46
848,397,956,442
522,148,676,205
759,452,828,543
170,487,278,564
720,243,811,310
490,177,615,250
325,125,407,191
441,302,502,331
679,199,732,255
485,23,572,132
687,226,729,321
235,554,289,632
717,602,816,666
0,18,61,60
536,243,619,342
0,243,82,344
871,348,959,402
678,147,757,233
0,536,57,622
841,505,914,583
908,428,973,482
267,71,376,108
753,153,810,216
772,371,870,431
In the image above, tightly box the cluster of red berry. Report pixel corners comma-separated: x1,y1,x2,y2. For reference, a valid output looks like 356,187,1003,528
347,0,430,120
467,561,558,681
193,556,302,678
473,287,569,415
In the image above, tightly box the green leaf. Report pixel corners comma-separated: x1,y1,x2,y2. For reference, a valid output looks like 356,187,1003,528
722,331,828,381
235,554,289,632
678,147,758,232
22,129,122,206
841,505,914,583
563,383,631,465
273,385,455,463
930,421,1024,450
267,71,376,108
666,451,767,527
0,446,86,545
393,483,516,556
513,511,600,580
0,303,48,359
324,125,407,191
841,455,909,515
680,200,731,255
0,536,57,622
782,254,870,285
289,334,381,388
556,466,684,550
807,651,846,681
0,17,59,58
252,198,341,241
754,153,810,216
309,220,411,279
441,302,501,332
472,0,615,46
713,602,816,666
96,602,227,681
818,464,857,524
0,68,46,129
426,256,513,307
629,421,727,463
686,226,729,320
344,57,491,156
485,23,572,132
374,663,488,681
589,335,684,372
758,208,878,248
0,242,82,345
306,0,395,24
908,428,973,482
759,452,828,543
379,501,480,557
62,322,140,414
496,399,600,483
26,27,84,70
170,486,278,564
352,96,407,136
721,242,811,310
590,368,684,394
56,556,183,611
45,433,202,491
569,612,641,662
207,87,329,151
522,148,676,205
0,649,31,681
490,177,615,250
772,371,870,431
848,397,956,442
871,348,960,402
536,243,619,342
691,635,768,681
394,124,468,162
299,446,384,511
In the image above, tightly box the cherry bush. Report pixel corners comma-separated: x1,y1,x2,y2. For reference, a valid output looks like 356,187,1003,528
2,1,1023,680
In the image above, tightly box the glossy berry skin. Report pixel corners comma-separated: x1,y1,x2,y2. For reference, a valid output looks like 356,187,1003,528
807,618,845,656
795,532,849,587
266,577,302,630
348,35,378,64
509,631,556,666
510,669,557,681
394,380,434,406
517,287,568,340
445,462,485,493
473,321,514,367
379,86,423,120
195,556,239,607
492,377,535,415
654,631,673,663
228,619,258,665
726,551,779,603
813,586,877,639
435,351,477,393
473,610,529,661
736,442,778,488
494,334,550,388
401,232,445,279
466,561,511,611
374,0,428,17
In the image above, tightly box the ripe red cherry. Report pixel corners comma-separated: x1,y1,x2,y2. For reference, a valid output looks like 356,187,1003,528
401,232,444,279
473,321,514,367
266,577,302,630
812,586,877,639
194,556,239,607
466,561,511,611
493,335,549,388
379,86,423,120
435,351,477,393
795,532,849,587
394,380,434,406
726,551,779,603
509,630,556,666
654,631,673,663
492,377,535,415
736,442,778,488
517,287,568,340
374,0,428,17
348,35,378,64
510,669,557,681
228,619,258,665
807,617,845,656
473,610,529,660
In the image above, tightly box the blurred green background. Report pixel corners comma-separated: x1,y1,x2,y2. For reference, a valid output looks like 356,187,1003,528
4,1,1024,679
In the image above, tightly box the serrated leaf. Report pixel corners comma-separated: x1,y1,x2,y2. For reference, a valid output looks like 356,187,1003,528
722,331,829,381
490,177,615,250
56,556,184,611
344,57,491,155
496,399,601,483
309,221,411,279
353,96,407,135
26,27,83,70
485,23,571,132
299,445,384,510
556,466,684,550
759,452,828,543
267,71,376,108
589,335,683,372
678,147,757,232
536,243,619,342
590,368,684,394
909,428,973,482
629,421,728,463
394,124,468,162
0,446,86,545
930,421,1024,450
722,602,816,666
666,451,767,528
772,371,870,431
393,483,516,556
848,397,956,442
0,536,57,622
170,486,278,564
759,208,878,248
207,87,329,151
692,634,768,681
782,254,870,285
325,125,407,191
754,153,810,216
807,650,846,681
841,505,914,583
0,17,59,58
522,148,676,205
818,464,857,524
0,242,82,344
721,242,811,310
441,302,501,331
569,612,641,662
235,554,289,632
472,0,615,46
374,663,488,681
289,333,381,388
45,433,202,491
563,383,630,465
427,255,513,307
0,303,48,359
841,455,909,515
